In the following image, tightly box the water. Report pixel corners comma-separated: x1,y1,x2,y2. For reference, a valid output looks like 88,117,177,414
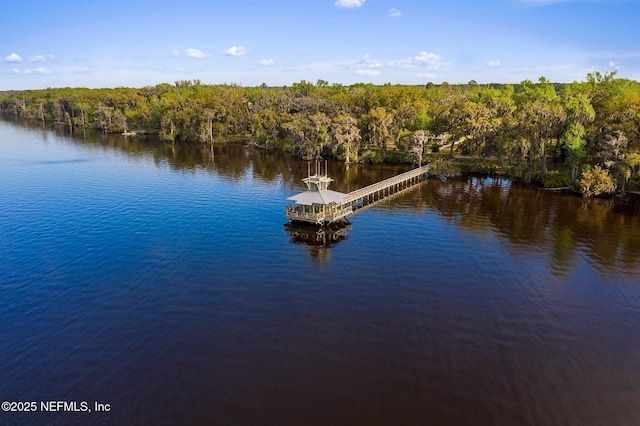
1,119,639,425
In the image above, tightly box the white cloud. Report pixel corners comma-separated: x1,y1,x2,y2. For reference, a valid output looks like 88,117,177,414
223,46,249,56
388,8,402,17
486,60,502,68
76,67,92,74
355,69,380,76
414,51,439,63
609,61,621,69
10,68,20,74
185,48,211,59
29,54,54,63
412,51,445,70
259,59,275,66
334,0,366,9
24,67,52,75
355,54,383,69
171,50,181,57
4,53,22,63
340,51,447,75
268,51,448,84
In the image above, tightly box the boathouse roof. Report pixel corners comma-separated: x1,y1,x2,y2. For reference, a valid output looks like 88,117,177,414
287,189,347,206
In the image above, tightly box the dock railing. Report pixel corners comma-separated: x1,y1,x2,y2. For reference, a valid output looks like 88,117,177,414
341,165,430,206
286,164,430,225
285,204,354,225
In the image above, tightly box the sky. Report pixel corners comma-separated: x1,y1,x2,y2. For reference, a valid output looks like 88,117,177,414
1,0,639,90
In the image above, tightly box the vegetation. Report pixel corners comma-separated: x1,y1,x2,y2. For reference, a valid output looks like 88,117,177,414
1,72,639,196
577,165,616,198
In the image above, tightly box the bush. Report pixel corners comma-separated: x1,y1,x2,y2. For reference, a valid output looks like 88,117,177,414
577,165,616,197
539,170,572,188
358,149,385,164
455,160,509,176
427,159,462,176
626,179,640,191
508,164,534,183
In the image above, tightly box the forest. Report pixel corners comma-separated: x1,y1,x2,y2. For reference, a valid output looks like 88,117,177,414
1,71,639,196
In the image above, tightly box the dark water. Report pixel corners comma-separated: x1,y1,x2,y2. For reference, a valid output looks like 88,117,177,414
1,119,639,425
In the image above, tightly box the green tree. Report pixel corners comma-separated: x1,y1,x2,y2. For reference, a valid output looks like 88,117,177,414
330,114,361,163
562,123,586,184
599,130,628,177
409,130,429,166
252,107,279,146
281,113,321,159
362,106,393,155
413,106,432,131
515,78,565,174
458,100,498,158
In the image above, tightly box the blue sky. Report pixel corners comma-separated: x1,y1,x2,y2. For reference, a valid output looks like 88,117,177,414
2,0,639,89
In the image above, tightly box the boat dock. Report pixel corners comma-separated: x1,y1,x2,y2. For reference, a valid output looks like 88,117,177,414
285,163,430,225
342,165,430,208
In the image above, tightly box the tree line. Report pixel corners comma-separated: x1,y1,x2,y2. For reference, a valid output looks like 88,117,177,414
1,72,639,195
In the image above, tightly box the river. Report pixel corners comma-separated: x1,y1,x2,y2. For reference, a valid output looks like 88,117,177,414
1,118,639,425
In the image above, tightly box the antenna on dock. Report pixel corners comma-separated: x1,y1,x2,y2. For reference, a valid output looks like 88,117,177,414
325,160,328,177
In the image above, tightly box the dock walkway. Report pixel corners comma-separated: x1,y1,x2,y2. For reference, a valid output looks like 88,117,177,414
342,165,430,208
285,164,430,225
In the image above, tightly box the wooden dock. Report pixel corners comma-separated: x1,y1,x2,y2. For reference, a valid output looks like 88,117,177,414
285,164,430,225
341,165,430,210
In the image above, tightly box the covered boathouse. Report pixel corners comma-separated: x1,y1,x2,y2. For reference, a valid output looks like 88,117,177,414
285,163,352,225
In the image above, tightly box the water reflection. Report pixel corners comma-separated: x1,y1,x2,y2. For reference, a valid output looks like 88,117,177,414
5,117,410,192
5,117,640,276
406,177,640,276
284,222,352,261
